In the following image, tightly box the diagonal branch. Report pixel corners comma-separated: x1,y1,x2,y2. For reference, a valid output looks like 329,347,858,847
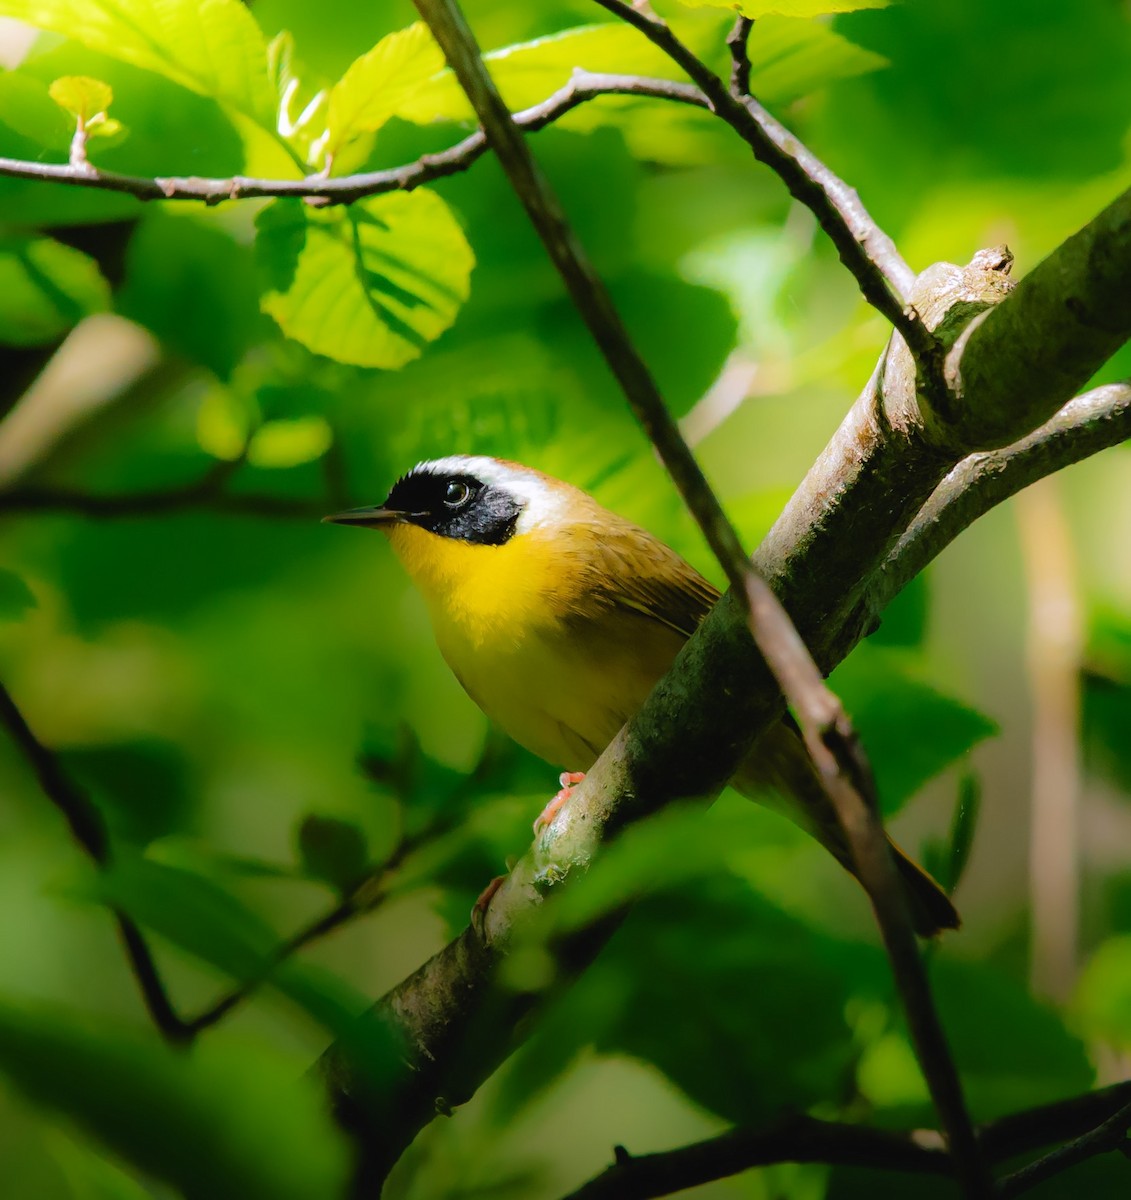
397,1,987,1195
589,0,925,347
0,681,191,1044
871,381,1131,621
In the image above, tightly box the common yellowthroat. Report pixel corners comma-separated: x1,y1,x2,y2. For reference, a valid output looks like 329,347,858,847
327,456,958,936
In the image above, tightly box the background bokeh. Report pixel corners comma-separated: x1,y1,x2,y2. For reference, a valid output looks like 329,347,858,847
1,0,1130,1196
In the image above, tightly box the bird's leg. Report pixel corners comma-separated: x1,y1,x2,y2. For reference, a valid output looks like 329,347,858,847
471,873,507,936
533,771,586,835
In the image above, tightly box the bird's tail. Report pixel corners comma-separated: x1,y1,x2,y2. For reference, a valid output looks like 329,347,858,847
737,720,960,938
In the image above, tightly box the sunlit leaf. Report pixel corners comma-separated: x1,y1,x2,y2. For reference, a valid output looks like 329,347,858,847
0,0,276,126
0,235,109,346
47,74,112,119
247,415,333,468
0,569,36,621
256,190,474,368
395,25,681,125
196,384,257,460
324,22,445,164
0,1001,350,1200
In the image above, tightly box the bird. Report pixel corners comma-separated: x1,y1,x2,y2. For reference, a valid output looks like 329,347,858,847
325,455,959,937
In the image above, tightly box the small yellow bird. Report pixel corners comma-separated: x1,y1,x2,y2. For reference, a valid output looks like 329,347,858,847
327,455,958,936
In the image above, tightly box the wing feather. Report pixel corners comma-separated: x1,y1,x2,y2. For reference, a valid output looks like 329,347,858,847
559,512,721,641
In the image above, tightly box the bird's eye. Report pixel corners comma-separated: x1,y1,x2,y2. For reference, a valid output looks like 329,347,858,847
443,480,472,509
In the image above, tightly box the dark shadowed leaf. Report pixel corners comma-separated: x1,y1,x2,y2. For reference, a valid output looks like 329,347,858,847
297,814,370,895
830,645,998,815
0,568,36,621
0,1001,349,1200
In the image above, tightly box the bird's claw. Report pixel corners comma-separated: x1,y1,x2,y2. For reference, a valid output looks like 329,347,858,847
533,771,586,836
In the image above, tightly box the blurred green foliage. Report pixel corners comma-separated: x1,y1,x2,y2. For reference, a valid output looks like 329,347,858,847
0,0,1128,1197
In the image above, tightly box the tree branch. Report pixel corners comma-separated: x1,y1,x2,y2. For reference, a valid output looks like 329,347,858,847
589,0,927,352
561,1115,950,1200
0,465,331,520
562,1083,1131,1200
0,681,190,1044
319,182,1131,1188
0,72,705,206
998,1099,1131,1198
726,15,754,99
871,381,1131,620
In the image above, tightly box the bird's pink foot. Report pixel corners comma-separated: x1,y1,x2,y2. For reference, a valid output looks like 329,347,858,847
471,873,507,937
533,771,586,835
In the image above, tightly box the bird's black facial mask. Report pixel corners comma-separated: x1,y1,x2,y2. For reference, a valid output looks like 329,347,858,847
383,468,523,546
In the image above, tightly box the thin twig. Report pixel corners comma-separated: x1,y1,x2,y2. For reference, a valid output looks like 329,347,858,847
873,381,1131,617
998,1099,1131,1198
561,1083,1131,1199
560,1114,950,1199
409,2,988,1195
588,0,927,349
183,820,442,1034
726,15,754,99
0,681,191,1044
0,72,704,206
0,470,330,520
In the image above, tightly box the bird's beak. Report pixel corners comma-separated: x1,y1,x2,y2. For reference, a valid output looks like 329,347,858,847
321,506,406,528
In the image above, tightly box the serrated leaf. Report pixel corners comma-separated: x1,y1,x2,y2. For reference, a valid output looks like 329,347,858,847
0,568,36,621
680,0,888,16
0,235,109,346
0,0,276,127
256,190,474,369
0,1001,350,1200
324,22,445,163
247,416,332,469
829,645,998,816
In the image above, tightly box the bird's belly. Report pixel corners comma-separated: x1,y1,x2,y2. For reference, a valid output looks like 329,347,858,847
434,616,676,771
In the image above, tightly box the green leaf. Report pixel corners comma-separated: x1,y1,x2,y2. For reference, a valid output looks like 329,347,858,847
118,211,262,379
0,568,36,621
1075,936,1131,1049
0,1000,350,1200
90,853,369,1034
591,875,881,1124
297,815,370,894
0,235,109,346
0,0,276,126
932,960,1093,1119
256,190,475,368
921,772,981,895
323,21,444,164
47,73,112,119
247,416,333,468
394,25,681,125
829,644,998,815
196,384,257,460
